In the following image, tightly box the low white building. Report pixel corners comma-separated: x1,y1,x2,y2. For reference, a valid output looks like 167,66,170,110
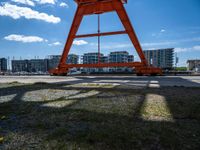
187,60,200,72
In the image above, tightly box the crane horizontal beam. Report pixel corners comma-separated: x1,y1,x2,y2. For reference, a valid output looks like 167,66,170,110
75,31,127,38
61,62,143,68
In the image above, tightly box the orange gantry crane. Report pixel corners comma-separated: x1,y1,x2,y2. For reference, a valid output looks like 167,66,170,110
49,0,162,76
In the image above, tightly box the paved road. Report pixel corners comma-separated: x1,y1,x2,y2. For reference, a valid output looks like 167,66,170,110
0,75,200,87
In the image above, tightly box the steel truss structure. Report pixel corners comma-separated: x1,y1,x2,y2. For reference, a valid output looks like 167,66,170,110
49,0,162,76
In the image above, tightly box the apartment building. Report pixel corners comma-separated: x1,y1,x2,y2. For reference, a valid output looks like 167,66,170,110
48,54,79,70
82,51,134,73
0,58,7,72
12,60,29,72
82,53,105,73
47,55,61,70
28,59,48,72
109,51,134,72
143,48,174,69
12,54,79,73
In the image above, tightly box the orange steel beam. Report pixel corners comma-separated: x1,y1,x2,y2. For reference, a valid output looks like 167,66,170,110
61,62,143,69
51,0,162,76
59,0,117,66
59,0,147,66
59,6,84,66
112,0,147,66
75,31,127,38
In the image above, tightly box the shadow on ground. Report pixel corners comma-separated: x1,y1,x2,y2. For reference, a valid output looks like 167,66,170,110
0,77,200,149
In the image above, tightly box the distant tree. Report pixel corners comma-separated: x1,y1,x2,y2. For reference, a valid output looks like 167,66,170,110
175,67,187,71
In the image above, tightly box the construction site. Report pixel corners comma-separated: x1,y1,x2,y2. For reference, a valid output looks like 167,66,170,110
0,0,200,149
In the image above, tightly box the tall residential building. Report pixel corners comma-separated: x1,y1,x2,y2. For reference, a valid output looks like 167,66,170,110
0,58,7,72
143,48,174,69
187,60,200,72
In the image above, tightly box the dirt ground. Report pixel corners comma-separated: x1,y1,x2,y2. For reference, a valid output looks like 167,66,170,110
0,82,200,149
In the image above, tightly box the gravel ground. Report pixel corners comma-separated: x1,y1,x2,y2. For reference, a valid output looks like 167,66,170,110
0,75,200,87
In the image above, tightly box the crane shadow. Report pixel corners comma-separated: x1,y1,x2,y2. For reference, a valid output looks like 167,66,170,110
0,76,200,149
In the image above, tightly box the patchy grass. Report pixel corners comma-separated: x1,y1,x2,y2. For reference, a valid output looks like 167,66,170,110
0,83,200,149
66,83,117,88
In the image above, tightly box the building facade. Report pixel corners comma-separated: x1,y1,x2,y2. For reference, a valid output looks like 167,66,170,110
0,58,7,72
12,54,79,73
67,54,79,64
47,55,61,70
143,48,174,69
82,53,104,64
47,54,79,70
28,59,48,72
109,51,134,72
82,51,134,73
82,53,105,73
12,60,28,72
12,59,48,73
109,51,129,63
187,60,200,72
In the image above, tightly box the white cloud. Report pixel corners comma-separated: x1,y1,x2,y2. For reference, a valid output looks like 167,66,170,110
142,41,176,47
174,47,188,53
0,3,60,23
73,40,88,46
160,29,166,33
175,45,200,53
178,37,200,43
34,0,56,5
142,37,200,48
59,2,68,7
4,34,46,43
11,0,35,6
193,45,200,50
11,0,57,6
48,41,62,46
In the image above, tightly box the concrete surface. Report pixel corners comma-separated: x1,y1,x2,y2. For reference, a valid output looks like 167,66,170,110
0,75,200,87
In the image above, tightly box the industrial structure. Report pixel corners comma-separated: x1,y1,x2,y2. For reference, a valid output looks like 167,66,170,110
49,0,162,76
143,48,174,70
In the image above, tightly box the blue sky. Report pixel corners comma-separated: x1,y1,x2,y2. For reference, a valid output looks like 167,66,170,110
0,0,200,66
